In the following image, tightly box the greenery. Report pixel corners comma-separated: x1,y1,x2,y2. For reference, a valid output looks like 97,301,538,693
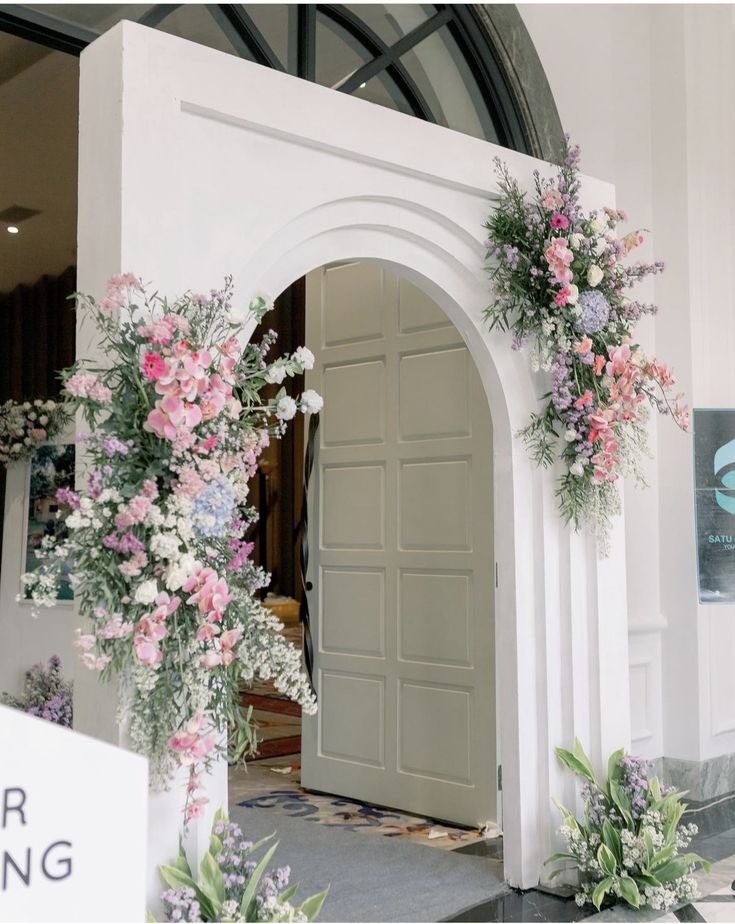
155,809,328,923
547,740,710,912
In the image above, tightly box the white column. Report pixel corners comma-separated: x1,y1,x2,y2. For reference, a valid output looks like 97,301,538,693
76,28,227,913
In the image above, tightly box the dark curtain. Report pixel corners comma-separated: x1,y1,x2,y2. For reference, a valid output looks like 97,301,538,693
0,266,77,565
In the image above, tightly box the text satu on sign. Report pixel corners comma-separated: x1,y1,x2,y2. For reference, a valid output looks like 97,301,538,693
693,409,735,604
0,704,147,922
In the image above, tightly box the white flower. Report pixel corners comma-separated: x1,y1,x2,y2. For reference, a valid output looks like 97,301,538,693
564,429,577,442
11,443,22,452
226,306,245,325
265,364,288,385
593,237,607,256
570,461,585,477
276,396,297,421
44,400,56,411
149,532,181,560
28,412,36,421
567,284,579,305
300,389,323,415
22,402,31,410
134,580,159,605
590,216,608,235
293,346,315,370
39,415,48,425
587,265,604,287
165,553,197,591
569,233,583,250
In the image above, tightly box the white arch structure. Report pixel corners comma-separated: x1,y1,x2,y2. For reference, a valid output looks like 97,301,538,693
76,22,631,893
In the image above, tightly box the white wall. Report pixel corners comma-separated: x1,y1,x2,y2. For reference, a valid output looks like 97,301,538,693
519,3,735,768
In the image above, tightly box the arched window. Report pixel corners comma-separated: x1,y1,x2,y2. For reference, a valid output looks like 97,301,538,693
0,3,557,154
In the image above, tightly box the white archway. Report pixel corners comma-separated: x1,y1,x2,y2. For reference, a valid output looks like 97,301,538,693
76,20,631,892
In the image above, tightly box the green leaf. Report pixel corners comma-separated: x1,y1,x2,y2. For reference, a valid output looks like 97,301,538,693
572,738,597,782
544,852,575,866
592,876,613,910
607,748,625,786
649,844,676,871
279,884,299,903
649,775,662,802
173,835,192,878
618,876,640,909
634,873,662,889
199,849,225,908
240,841,279,920
597,843,618,877
601,820,623,864
300,888,330,922
609,779,634,827
158,865,215,921
146,913,156,923
555,747,595,784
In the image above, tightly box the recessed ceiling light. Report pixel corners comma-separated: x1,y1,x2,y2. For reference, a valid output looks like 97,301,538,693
360,82,367,89
7,226,18,234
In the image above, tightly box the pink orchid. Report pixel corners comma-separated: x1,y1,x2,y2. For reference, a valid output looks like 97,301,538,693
146,395,203,441
196,623,219,642
133,635,162,667
184,798,209,822
544,237,574,286
200,650,224,669
606,344,632,377
74,630,96,652
136,615,167,642
80,653,111,671
574,390,594,409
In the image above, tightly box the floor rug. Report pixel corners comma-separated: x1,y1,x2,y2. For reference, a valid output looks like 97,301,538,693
230,759,490,851
229,802,507,923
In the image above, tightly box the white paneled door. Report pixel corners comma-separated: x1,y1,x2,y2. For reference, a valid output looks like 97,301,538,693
302,262,496,826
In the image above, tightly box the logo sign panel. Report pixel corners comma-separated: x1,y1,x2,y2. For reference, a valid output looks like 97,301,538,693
0,705,147,922
693,408,735,604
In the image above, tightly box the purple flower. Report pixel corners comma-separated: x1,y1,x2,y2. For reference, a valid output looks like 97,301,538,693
578,290,610,334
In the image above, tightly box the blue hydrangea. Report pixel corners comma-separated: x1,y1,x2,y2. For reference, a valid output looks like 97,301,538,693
578,289,610,334
191,476,236,538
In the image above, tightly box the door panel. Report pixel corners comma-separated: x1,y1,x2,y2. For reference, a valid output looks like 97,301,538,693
302,262,495,826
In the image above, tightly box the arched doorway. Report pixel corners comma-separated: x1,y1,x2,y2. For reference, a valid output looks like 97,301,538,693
299,260,496,826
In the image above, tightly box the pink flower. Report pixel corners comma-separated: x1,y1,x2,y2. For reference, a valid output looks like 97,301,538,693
554,287,571,307
74,630,96,651
141,479,159,499
66,371,99,398
146,395,203,441
550,212,569,230
541,188,563,210
28,428,46,441
134,634,162,667
137,317,177,345
544,237,574,286
200,651,224,669
606,344,632,377
88,383,112,403
80,653,111,671
574,390,594,409
574,338,593,355
196,623,219,642
621,230,644,254
185,798,209,822
108,272,142,291
594,355,606,376
142,352,168,381
169,713,216,766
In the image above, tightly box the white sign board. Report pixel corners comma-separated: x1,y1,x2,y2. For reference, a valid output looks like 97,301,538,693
0,705,147,922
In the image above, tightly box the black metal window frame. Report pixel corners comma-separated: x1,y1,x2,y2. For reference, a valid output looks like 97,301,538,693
0,2,530,153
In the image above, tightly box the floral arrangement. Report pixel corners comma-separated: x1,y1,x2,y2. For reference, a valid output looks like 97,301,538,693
484,140,689,548
547,740,709,911
0,398,70,465
0,655,73,726
157,809,327,922
23,274,321,818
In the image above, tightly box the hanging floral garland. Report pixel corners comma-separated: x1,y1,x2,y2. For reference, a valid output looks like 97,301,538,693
23,274,320,820
484,139,689,549
0,398,70,465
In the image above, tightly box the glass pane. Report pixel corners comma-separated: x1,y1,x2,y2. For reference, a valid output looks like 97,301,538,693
241,4,290,71
315,11,371,91
353,71,413,117
156,6,250,60
23,4,155,33
400,24,499,143
343,4,434,47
